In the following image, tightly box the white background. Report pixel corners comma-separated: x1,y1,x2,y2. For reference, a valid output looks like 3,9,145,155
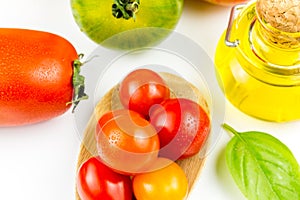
0,0,299,199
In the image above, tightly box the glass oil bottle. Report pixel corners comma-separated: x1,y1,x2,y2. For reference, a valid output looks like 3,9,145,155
214,0,300,122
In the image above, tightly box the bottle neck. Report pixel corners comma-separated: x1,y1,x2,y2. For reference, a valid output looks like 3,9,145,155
229,2,300,86
250,17,300,67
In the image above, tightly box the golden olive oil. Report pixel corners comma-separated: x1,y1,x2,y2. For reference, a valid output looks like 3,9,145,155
215,2,300,122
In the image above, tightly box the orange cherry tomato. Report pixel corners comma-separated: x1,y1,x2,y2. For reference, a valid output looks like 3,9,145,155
95,109,143,137
132,157,189,200
96,109,160,175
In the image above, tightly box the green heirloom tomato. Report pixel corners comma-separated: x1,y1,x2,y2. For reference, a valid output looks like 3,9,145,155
71,0,183,49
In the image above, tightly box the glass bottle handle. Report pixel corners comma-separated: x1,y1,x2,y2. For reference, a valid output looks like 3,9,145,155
225,4,246,47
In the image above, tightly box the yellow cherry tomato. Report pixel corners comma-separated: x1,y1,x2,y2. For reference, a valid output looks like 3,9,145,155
132,157,188,200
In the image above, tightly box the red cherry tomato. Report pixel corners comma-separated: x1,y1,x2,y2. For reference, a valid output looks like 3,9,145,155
96,109,160,175
149,98,211,160
119,69,170,117
132,157,188,200
77,156,133,200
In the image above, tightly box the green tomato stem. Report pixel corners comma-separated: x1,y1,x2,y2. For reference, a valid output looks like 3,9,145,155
66,53,89,113
112,0,140,20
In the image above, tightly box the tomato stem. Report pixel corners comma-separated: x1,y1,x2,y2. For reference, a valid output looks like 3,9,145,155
67,53,89,113
112,0,140,20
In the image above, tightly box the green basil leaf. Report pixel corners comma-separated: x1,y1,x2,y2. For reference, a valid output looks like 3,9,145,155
223,124,300,200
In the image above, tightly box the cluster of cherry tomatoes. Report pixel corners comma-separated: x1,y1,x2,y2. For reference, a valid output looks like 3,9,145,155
77,69,211,200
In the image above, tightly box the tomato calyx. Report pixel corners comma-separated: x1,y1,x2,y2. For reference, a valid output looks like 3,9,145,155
68,53,89,113
112,0,140,20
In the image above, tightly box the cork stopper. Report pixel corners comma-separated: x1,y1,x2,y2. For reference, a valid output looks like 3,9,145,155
256,0,300,48
256,0,300,33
